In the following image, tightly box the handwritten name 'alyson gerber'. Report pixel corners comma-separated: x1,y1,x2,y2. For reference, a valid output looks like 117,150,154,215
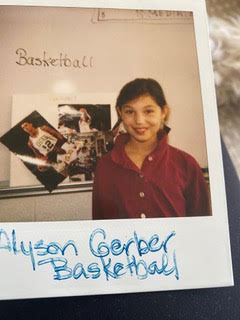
0,228,179,281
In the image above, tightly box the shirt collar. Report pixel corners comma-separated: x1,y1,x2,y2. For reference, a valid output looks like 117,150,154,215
111,126,170,170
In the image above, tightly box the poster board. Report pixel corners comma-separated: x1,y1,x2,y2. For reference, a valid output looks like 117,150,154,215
0,0,233,300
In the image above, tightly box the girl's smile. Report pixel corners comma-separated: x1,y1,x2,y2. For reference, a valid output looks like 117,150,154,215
133,127,148,135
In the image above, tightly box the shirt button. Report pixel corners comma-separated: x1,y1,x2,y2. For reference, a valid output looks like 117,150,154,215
139,174,144,178
140,213,146,218
148,156,153,161
139,192,145,198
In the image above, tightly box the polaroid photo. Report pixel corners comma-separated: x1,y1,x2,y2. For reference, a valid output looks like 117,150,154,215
0,0,233,300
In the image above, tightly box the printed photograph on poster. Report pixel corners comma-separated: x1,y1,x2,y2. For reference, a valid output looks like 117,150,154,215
58,104,111,134
57,103,113,182
0,111,69,191
63,131,113,182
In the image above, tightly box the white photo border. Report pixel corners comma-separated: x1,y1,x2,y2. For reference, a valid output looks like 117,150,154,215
0,0,233,300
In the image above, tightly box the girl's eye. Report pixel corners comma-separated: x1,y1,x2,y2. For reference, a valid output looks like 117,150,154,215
145,109,154,114
124,109,133,114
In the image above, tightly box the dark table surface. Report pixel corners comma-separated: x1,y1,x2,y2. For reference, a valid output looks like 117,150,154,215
0,140,239,320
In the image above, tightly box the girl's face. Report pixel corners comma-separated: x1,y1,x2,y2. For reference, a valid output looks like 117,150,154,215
119,94,167,144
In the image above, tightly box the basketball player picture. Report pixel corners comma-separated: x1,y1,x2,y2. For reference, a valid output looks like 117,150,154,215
21,121,66,172
0,111,69,191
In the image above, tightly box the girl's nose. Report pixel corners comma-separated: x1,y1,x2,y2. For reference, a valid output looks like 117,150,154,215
135,112,144,124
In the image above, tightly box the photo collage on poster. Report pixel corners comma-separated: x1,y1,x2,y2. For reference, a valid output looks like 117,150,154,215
0,104,113,191
57,104,113,183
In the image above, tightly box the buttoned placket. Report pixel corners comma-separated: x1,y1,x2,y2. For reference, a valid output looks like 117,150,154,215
111,132,168,219
137,168,147,218
136,153,155,218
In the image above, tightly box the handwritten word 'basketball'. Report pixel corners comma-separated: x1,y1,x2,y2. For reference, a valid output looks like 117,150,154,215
16,48,94,69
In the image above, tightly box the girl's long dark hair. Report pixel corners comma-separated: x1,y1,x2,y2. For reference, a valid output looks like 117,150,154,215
116,78,167,111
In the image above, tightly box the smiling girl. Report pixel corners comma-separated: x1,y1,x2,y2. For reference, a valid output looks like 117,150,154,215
92,78,211,219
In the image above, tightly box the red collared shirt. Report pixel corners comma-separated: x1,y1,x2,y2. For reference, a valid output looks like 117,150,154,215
92,133,211,219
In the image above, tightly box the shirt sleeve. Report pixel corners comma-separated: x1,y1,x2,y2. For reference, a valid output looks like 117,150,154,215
185,160,211,216
92,160,105,220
